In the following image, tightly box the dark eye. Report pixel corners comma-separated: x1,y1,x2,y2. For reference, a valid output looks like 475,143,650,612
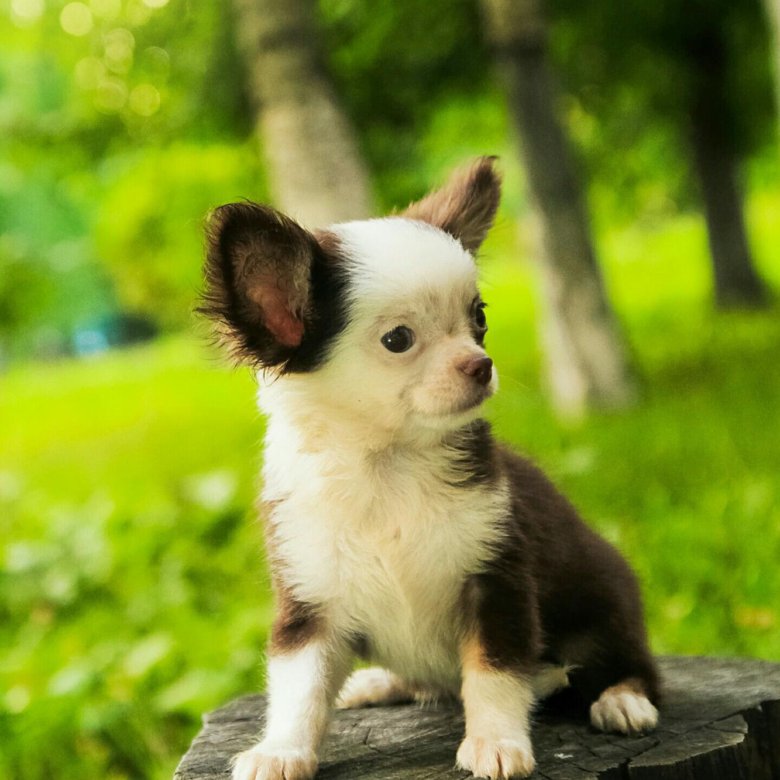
381,326,415,353
474,302,487,331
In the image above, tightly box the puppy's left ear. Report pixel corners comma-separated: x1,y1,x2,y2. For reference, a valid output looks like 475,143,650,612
401,156,501,253
199,202,322,370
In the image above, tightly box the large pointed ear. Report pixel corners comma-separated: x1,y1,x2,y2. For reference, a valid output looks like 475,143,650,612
200,202,322,370
401,156,501,253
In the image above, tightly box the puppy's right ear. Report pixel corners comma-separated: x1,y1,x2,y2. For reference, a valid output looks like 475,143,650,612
401,156,501,254
200,202,317,369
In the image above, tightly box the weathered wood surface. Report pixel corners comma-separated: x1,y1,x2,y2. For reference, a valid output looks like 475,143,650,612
175,656,780,779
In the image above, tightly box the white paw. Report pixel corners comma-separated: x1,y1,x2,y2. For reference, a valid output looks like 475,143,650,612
590,687,658,734
456,735,535,779
231,744,317,780
336,667,413,709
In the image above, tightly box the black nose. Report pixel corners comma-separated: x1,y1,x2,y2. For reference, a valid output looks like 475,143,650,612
459,356,493,386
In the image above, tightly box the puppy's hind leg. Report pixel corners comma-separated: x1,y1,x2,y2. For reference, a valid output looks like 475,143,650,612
565,635,660,735
590,677,659,735
562,546,661,736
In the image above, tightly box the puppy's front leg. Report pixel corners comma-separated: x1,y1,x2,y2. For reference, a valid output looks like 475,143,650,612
456,573,541,780
232,606,350,780
456,637,536,780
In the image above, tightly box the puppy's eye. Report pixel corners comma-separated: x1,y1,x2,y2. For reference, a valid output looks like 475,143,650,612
381,326,415,353
474,302,487,331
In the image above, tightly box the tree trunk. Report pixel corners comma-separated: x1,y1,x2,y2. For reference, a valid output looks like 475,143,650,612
763,0,780,139
480,0,636,418
176,656,780,780
231,0,374,228
686,27,768,308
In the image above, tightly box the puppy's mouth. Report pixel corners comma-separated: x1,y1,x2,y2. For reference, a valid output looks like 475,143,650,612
432,385,494,420
408,369,498,429
452,388,491,414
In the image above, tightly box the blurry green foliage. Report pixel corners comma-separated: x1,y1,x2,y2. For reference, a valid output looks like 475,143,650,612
0,0,251,345
0,156,116,357
549,0,775,221
1,338,268,779
1,0,778,342
95,142,266,329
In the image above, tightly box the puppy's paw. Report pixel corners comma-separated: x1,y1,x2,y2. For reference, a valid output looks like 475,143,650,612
336,667,413,709
456,735,535,779
590,685,658,734
231,744,317,780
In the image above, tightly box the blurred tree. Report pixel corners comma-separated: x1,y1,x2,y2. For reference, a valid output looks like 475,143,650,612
318,0,495,208
480,0,636,417
550,0,773,308
763,0,780,137
685,14,768,307
232,0,374,226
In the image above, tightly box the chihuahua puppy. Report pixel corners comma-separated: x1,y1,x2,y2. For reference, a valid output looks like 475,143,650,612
201,158,659,780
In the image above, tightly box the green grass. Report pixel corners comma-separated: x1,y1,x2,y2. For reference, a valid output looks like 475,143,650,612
1,339,270,780
2,201,780,779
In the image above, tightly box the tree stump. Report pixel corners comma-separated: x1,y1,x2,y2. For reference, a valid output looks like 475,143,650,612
175,656,780,779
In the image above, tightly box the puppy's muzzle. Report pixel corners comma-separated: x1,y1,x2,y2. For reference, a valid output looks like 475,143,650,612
459,356,493,386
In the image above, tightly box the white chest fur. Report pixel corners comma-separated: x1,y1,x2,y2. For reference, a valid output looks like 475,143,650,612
261,411,508,689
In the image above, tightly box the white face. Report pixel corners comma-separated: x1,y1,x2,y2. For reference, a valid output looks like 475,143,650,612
274,218,498,437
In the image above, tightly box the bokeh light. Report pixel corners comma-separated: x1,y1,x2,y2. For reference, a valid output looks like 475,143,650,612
60,2,94,36
104,27,135,75
74,56,106,90
90,0,122,21
128,83,161,116
94,75,127,112
10,0,45,26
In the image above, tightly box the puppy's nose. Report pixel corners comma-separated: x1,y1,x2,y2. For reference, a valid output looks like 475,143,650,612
459,356,493,386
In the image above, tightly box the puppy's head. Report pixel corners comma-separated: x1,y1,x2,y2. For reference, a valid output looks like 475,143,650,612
201,157,501,434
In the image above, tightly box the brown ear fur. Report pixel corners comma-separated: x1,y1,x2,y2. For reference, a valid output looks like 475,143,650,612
199,202,317,368
401,156,501,253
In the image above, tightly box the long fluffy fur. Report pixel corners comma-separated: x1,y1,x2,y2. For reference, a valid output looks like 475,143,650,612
202,158,659,780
